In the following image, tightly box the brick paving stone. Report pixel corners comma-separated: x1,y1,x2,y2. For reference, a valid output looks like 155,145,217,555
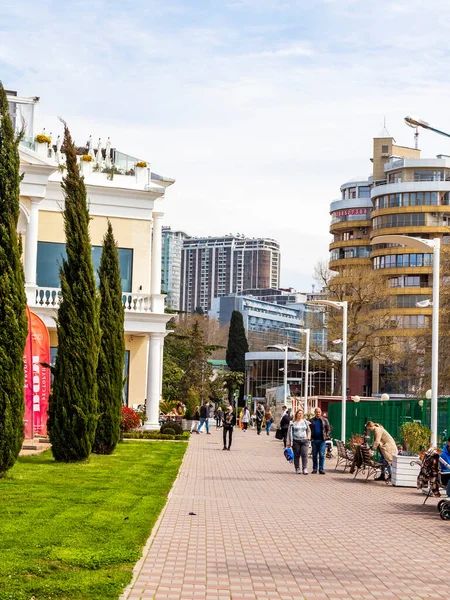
121,428,450,600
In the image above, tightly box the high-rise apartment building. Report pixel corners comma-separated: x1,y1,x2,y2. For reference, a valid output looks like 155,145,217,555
180,235,280,313
161,227,189,310
328,127,450,394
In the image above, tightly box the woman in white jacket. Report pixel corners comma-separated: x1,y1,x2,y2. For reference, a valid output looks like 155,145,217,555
241,406,250,431
287,409,311,475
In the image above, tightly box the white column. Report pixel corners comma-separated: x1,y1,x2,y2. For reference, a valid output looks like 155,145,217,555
430,238,440,447
151,211,164,313
341,301,348,442
24,198,40,305
144,332,164,430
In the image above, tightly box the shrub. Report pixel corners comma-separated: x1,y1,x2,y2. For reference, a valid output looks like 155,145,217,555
120,406,141,433
122,431,190,441
401,422,431,455
81,154,93,162
160,421,183,435
136,161,147,168
35,133,52,144
162,428,175,436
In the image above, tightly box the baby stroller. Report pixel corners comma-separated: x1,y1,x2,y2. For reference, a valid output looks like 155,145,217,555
438,499,450,520
325,440,334,459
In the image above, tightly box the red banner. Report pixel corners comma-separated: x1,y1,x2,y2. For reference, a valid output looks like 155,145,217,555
24,309,51,438
332,208,370,217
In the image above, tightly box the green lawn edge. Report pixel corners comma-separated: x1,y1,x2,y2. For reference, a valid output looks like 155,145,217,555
0,441,187,600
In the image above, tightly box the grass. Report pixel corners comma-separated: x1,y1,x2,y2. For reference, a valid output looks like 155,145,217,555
0,441,187,600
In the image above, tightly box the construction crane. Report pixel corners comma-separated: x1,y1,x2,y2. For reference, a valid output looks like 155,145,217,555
405,115,450,149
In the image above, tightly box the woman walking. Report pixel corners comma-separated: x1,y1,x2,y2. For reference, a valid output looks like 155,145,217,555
365,421,398,481
288,409,310,474
190,406,200,434
241,406,250,431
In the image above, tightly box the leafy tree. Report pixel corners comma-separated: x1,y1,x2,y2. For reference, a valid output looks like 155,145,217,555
0,82,28,477
48,123,101,462
226,310,249,372
93,221,125,455
162,357,184,401
182,321,213,403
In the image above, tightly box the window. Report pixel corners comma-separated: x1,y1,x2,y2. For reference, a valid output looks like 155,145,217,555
374,253,433,270
358,186,370,198
382,145,389,153
373,213,425,230
37,242,133,292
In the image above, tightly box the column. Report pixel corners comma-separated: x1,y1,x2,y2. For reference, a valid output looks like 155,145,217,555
151,211,164,313
144,332,164,430
24,198,40,305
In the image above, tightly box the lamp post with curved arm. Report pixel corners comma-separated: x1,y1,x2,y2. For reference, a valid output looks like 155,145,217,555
307,300,348,441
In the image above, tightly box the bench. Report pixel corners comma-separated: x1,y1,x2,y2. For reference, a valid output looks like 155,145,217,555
334,439,354,472
355,444,386,482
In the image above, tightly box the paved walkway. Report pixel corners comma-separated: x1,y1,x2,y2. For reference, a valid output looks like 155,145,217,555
122,427,449,600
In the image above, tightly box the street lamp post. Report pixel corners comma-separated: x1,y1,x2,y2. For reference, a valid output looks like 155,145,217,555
372,234,440,446
308,300,348,442
283,327,310,414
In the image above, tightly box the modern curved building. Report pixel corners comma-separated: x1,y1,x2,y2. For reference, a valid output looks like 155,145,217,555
328,129,449,394
329,177,372,273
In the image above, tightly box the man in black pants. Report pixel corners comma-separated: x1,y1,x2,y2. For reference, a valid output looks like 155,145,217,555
280,408,291,448
223,406,236,450
255,403,264,435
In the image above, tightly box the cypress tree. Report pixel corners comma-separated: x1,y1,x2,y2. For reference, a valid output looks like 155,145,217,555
93,220,125,454
47,123,100,462
226,310,249,372
0,83,28,477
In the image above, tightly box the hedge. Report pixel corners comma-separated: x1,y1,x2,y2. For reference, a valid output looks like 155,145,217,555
122,431,190,441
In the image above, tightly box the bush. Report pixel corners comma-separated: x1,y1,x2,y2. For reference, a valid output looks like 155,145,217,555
120,406,141,433
160,421,183,435
162,428,175,436
401,422,431,455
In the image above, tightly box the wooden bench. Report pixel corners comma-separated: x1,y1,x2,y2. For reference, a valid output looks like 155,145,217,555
355,444,386,482
334,439,354,472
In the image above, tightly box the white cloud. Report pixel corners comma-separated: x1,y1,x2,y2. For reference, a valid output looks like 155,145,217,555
4,0,450,291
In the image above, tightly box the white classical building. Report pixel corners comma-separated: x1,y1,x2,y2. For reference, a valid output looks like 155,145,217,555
11,91,174,429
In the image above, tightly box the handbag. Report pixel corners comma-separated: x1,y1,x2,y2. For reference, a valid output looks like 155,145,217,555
275,428,284,440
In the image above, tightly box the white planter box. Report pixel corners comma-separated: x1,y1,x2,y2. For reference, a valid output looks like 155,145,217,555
391,454,420,487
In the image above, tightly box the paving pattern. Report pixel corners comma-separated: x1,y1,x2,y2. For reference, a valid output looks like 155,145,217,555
122,426,449,600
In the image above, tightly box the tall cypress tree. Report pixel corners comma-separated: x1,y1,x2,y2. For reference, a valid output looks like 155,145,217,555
93,220,125,454
226,310,249,372
48,123,101,462
0,83,28,477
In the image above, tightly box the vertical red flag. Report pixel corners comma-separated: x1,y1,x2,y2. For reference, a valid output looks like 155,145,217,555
23,306,34,438
29,311,51,437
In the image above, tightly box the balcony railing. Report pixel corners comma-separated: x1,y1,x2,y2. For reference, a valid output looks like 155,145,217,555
34,287,153,313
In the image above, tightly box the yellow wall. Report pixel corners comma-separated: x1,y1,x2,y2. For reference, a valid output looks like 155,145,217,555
126,335,148,407
47,330,148,407
38,211,151,293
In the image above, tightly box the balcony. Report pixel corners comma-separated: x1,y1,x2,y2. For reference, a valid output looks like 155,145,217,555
33,287,153,313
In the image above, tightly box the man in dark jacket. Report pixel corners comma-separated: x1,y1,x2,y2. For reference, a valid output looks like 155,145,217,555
280,407,291,448
309,407,332,474
223,406,236,450
196,403,211,435
255,403,264,435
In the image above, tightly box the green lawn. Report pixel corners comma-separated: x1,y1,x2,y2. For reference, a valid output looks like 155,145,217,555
0,441,187,600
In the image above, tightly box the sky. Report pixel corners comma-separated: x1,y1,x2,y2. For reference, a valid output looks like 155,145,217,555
3,0,450,291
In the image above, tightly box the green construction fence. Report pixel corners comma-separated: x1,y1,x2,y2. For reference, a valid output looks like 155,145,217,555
328,398,450,445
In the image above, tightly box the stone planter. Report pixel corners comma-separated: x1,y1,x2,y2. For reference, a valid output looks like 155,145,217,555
136,166,149,185
391,454,421,487
80,160,93,177
35,141,49,158
182,419,194,432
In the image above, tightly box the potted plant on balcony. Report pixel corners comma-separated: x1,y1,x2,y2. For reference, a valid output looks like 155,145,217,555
35,133,52,157
392,422,431,487
80,154,93,176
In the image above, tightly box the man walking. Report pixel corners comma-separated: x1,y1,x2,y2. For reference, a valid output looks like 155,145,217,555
255,403,264,435
196,403,211,435
223,406,236,450
309,407,331,474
